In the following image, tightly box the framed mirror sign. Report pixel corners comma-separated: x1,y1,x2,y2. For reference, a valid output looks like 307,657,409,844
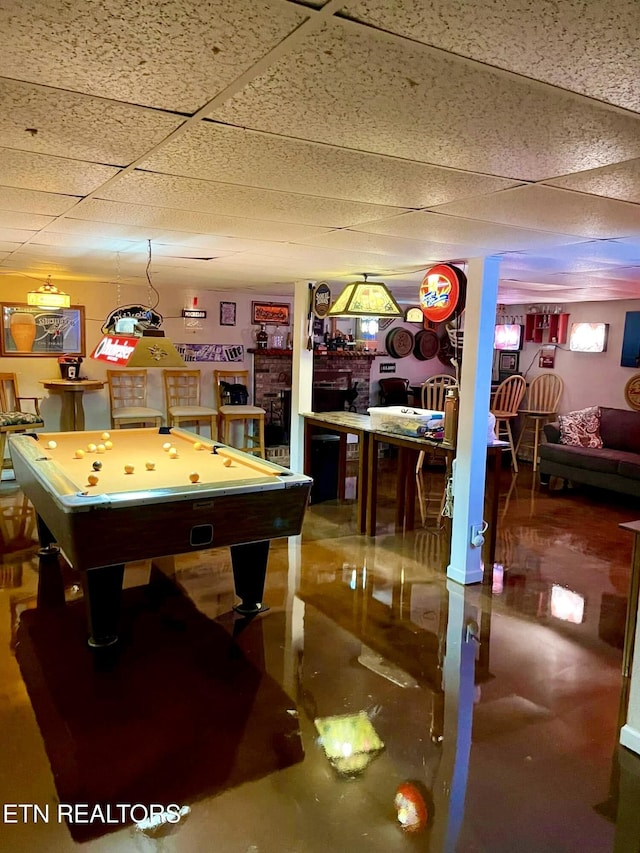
0,303,86,357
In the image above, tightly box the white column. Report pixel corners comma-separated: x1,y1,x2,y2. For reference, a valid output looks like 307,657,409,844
447,256,500,584
430,581,478,852
289,280,314,473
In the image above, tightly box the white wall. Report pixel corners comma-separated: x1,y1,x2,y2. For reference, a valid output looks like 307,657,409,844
0,274,291,431
508,299,640,413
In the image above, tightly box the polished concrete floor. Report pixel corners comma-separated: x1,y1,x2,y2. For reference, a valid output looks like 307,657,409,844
1,460,640,852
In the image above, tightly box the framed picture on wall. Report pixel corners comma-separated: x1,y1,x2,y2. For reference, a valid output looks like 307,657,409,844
220,301,236,326
251,302,290,326
0,303,85,356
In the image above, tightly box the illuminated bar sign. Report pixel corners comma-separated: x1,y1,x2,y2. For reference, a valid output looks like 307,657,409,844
419,264,466,323
181,309,207,319
90,335,138,365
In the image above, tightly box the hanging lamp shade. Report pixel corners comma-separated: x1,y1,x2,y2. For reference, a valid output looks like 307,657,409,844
27,275,71,309
90,331,185,367
327,277,402,318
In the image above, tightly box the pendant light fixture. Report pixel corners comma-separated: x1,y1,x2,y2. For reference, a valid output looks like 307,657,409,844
27,275,71,309
327,273,402,318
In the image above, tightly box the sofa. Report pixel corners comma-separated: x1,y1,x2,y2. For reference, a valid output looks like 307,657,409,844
539,406,640,497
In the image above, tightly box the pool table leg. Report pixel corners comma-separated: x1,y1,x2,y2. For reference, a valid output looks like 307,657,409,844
230,540,270,615
82,564,125,648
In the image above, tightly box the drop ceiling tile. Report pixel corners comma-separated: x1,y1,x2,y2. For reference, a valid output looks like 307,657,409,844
0,0,308,112
0,227,38,242
587,266,640,283
354,209,581,250
544,159,640,204
30,232,141,253
70,198,335,242
0,79,183,165
0,241,21,253
298,227,490,261
430,186,640,239
0,185,78,216
0,210,54,230
0,148,120,196
210,19,640,180
342,0,640,112
140,121,518,207
98,170,407,228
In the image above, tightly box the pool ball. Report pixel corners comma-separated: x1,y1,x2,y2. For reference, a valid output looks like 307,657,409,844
47,440,57,449
104,440,113,450
193,441,203,451
162,442,172,452
223,458,233,467
124,464,134,474
96,444,106,453
168,447,178,458
74,449,85,459
101,432,110,440
189,472,200,483
145,461,156,471
87,443,97,453
87,474,99,486
92,460,102,471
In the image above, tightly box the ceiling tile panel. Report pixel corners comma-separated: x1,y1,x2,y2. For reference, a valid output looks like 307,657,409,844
544,159,640,203
211,19,640,180
69,198,335,242
0,79,184,165
429,186,640,239
0,210,55,231
342,0,640,112
140,121,519,207
297,227,491,260
97,170,407,227
0,0,308,113
0,148,121,195
0,185,78,216
0,227,39,242
354,209,582,250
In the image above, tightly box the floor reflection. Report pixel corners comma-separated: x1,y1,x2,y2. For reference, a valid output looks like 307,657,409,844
0,467,638,850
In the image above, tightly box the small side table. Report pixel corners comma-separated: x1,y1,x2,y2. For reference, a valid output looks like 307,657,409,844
40,379,105,431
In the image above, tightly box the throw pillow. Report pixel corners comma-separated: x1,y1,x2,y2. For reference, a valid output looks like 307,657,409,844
558,406,603,448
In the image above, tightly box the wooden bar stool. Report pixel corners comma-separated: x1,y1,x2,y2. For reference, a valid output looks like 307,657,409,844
106,369,164,429
515,373,564,471
213,369,266,457
490,374,526,472
163,369,218,439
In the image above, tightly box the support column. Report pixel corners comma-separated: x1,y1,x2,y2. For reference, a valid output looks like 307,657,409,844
289,281,314,473
447,256,500,585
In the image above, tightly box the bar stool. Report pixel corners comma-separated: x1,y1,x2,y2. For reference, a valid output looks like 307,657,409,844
106,369,164,429
515,373,564,471
213,370,266,457
490,375,526,472
163,369,218,439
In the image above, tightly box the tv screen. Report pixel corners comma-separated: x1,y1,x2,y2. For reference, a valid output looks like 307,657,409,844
494,323,524,351
569,322,609,353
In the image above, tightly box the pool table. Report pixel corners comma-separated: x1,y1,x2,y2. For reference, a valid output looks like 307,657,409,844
9,427,312,647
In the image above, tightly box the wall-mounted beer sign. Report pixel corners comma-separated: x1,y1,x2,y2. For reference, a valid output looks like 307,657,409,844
419,264,467,324
313,282,331,318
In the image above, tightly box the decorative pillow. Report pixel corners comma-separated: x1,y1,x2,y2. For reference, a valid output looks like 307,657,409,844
558,406,603,448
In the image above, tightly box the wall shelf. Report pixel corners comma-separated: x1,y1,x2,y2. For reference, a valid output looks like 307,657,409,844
524,312,569,345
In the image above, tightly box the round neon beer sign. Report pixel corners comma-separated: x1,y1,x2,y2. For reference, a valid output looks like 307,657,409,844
419,264,466,323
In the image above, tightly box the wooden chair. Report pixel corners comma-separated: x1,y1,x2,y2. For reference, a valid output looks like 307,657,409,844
415,374,458,473
515,373,564,472
0,373,44,471
213,369,265,457
163,370,218,438
106,369,164,429
490,375,526,472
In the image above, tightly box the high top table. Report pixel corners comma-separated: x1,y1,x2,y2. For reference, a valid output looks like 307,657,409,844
40,379,105,431
303,411,508,563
